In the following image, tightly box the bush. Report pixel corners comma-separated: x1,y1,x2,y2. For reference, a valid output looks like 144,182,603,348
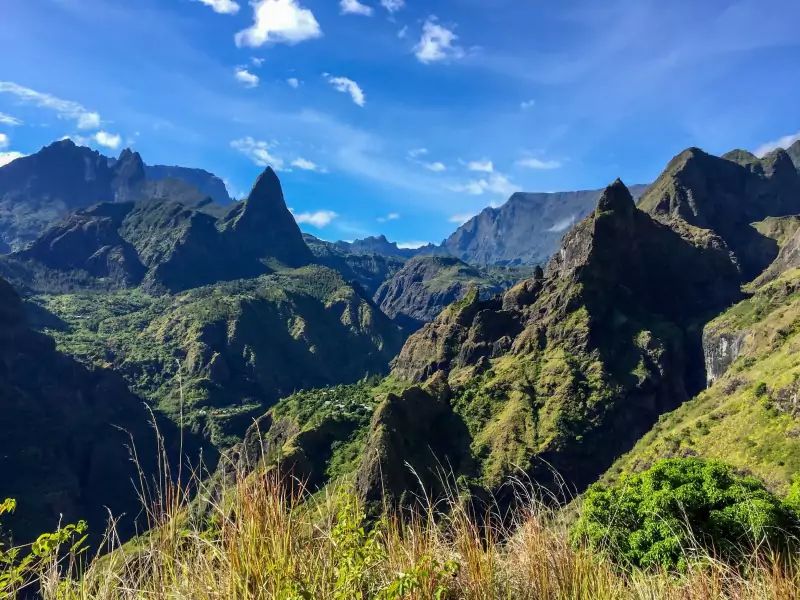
571,458,800,572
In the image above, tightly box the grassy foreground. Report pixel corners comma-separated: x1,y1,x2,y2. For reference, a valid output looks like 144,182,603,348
3,459,800,600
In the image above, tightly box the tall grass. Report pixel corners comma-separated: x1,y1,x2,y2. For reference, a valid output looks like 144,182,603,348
5,451,798,600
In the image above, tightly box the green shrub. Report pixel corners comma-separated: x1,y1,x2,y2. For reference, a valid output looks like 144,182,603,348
571,458,799,572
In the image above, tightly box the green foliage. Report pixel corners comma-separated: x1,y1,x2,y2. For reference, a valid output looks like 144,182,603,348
0,499,88,598
572,458,800,572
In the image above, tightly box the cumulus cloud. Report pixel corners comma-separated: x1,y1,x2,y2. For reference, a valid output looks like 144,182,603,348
448,212,476,225
425,161,446,172
377,212,400,223
0,133,7,150
450,173,518,197
193,0,240,14
467,159,493,173
520,99,536,110
325,75,365,106
0,152,25,167
414,17,464,64
340,0,373,16
231,137,285,169
292,209,338,227
235,0,321,47
94,131,122,150
0,112,21,126
0,81,101,130
287,77,300,88
381,0,404,12
754,131,800,158
235,67,260,88
516,157,561,170
291,157,323,171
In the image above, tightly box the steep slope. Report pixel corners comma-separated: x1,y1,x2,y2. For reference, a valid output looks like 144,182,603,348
440,185,648,266
1,167,313,294
32,265,404,450
787,140,800,171
0,276,169,543
608,267,800,494
229,180,743,505
0,140,232,252
639,147,800,280
373,256,525,330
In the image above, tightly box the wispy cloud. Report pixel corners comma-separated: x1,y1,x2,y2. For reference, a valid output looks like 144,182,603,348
397,240,431,249
381,0,404,13
425,161,446,172
0,81,100,129
292,209,338,227
516,157,561,170
0,134,8,150
287,77,300,88
291,157,325,172
193,0,240,14
546,215,577,233
377,212,400,223
414,17,464,64
340,0,373,16
235,0,321,47
520,99,536,110
0,112,21,126
408,148,446,172
94,131,122,150
325,75,366,106
467,159,493,173
0,152,25,168
234,67,260,88
754,131,800,157
231,136,285,169
450,172,518,197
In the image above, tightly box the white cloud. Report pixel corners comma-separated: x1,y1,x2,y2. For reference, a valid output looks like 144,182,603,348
425,161,446,172
377,212,400,223
193,0,240,14
287,77,300,88
408,148,428,158
251,57,265,67
235,67,260,88
325,75,365,107
754,131,800,158
381,0,404,12
516,157,561,170
292,209,338,227
546,215,577,233
448,212,476,225
467,159,493,173
235,0,322,47
291,157,323,171
0,133,7,150
520,99,536,110
397,26,408,39
231,136,285,169
94,131,122,150
0,152,25,167
340,0,373,16
0,81,101,130
397,240,431,249
450,173,518,197
414,17,464,64
0,112,21,126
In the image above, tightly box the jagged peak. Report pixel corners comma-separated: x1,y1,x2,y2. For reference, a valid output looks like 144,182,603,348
246,167,283,206
595,178,634,216
722,148,759,166
759,147,797,177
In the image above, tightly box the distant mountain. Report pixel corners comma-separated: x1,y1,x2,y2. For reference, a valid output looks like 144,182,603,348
440,185,649,266
334,235,437,259
786,139,800,170
3,167,312,293
0,140,232,251
144,164,232,204
373,255,527,331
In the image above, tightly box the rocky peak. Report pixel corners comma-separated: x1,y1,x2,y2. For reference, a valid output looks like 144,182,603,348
788,140,800,170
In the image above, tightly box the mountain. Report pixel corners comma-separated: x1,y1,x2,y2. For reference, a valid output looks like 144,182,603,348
0,140,232,252
144,164,232,204
373,255,528,331
334,235,437,259
440,185,649,266
225,177,745,507
639,147,800,280
1,167,313,293
0,276,178,543
787,140,800,170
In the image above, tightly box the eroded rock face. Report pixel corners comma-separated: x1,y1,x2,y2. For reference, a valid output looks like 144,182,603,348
703,327,747,385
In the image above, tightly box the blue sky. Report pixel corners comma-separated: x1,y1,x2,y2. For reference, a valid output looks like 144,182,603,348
1,0,799,246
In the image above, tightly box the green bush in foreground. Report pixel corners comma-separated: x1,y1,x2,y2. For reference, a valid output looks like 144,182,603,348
571,458,800,572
